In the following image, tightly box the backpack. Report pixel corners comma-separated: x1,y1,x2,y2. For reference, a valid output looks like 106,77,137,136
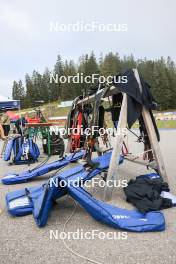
43,132,65,157
4,136,40,164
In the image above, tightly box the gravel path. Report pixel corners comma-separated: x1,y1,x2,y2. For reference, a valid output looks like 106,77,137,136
0,130,176,264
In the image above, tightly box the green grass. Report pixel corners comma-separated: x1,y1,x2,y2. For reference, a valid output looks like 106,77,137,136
132,120,176,129
47,106,70,117
17,101,176,129
18,102,70,119
154,120,176,129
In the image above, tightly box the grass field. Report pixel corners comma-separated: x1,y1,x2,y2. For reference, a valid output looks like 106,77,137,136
132,120,176,129
18,101,176,129
149,120,176,129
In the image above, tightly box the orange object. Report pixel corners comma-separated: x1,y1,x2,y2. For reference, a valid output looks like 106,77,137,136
70,111,83,152
26,117,41,124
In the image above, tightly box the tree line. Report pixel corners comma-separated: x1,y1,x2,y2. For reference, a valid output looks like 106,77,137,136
12,52,176,110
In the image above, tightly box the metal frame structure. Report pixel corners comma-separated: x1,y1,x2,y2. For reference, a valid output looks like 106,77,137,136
75,68,168,201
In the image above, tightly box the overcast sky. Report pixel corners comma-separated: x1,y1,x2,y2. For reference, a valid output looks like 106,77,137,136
0,0,175,97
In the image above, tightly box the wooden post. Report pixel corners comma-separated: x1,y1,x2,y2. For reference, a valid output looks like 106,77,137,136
103,93,127,201
133,69,168,182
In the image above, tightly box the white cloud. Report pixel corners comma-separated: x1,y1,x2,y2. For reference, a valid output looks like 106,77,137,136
0,76,15,98
0,0,175,97
0,3,36,36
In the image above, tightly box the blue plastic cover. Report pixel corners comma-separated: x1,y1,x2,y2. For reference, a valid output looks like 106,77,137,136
5,153,165,232
5,152,116,218
67,185,165,232
4,138,15,161
2,151,84,184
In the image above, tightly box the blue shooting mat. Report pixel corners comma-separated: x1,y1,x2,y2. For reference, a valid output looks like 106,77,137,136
2,151,84,184
5,152,165,232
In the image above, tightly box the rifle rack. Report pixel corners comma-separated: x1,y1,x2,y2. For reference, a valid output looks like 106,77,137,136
76,68,168,201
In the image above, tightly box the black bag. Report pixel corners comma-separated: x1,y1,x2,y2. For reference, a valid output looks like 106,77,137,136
43,132,65,157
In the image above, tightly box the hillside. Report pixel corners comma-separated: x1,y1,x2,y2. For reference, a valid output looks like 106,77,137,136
15,101,176,129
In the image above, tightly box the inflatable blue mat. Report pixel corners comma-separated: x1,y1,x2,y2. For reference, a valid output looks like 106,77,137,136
67,185,165,232
5,153,165,232
2,151,85,185
6,152,115,218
